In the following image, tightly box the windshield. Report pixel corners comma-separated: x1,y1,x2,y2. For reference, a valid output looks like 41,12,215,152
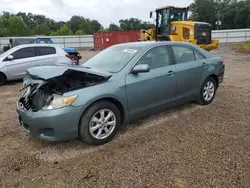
170,9,187,21
83,46,141,73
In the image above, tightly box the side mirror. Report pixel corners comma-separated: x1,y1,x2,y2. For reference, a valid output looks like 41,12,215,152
150,11,153,18
131,64,150,74
7,55,14,60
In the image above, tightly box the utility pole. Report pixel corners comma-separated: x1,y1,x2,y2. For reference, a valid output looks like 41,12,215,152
217,11,220,30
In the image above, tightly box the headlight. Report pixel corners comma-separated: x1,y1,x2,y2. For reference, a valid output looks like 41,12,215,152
43,94,78,110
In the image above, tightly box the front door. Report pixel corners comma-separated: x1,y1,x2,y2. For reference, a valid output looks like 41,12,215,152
126,45,176,118
6,47,37,79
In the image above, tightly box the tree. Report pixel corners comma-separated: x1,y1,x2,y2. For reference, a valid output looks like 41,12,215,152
6,16,32,36
91,19,102,33
119,18,154,30
108,23,120,31
98,26,105,32
34,24,50,35
51,25,73,36
119,18,142,30
75,29,86,35
0,16,8,37
190,0,250,30
69,16,84,33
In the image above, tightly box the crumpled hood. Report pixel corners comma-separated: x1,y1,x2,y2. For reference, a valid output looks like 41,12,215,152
26,65,112,80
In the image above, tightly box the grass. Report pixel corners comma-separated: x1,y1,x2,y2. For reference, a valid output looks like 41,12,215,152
232,41,250,53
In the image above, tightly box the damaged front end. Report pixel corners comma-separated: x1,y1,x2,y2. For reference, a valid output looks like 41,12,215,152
18,67,111,112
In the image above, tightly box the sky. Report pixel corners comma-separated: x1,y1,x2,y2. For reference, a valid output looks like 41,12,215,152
0,0,193,27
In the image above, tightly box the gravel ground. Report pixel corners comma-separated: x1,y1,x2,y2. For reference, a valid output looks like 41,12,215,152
0,44,250,188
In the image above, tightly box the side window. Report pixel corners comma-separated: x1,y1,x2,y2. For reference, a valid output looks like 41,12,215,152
39,39,52,44
137,46,170,69
183,28,190,39
172,45,195,64
193,49,206,60
11,47,36,60
37,47,56,56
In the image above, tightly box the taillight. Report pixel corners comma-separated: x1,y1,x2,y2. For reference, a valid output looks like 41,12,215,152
65,54,71,59
221,59,225,65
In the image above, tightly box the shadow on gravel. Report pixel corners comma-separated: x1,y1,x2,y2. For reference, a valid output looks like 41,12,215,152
28,101,201,162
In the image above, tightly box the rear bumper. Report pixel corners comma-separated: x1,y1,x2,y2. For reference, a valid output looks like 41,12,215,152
217,65,225,84
218,72,224,84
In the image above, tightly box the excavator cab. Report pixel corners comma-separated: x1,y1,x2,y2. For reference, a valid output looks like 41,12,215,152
153,6,189,41
140,5,219,51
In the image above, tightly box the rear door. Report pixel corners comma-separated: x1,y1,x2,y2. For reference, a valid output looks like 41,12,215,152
170,44,205,101
36,46,57,66
5,47,37,79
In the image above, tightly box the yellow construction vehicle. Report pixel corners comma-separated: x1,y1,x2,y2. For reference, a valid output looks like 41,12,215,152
140,6,219,51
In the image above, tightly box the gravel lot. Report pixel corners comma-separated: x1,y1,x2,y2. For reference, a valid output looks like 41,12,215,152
0,44,250,188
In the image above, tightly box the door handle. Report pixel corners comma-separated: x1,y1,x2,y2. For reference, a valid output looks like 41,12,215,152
168,70,175,76
202,62,207,68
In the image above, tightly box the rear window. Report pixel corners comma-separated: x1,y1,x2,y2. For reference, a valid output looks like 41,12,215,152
37,47,56,56
172,45,196,64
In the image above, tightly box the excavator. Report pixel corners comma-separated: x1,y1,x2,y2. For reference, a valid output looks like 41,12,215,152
139,6,219,51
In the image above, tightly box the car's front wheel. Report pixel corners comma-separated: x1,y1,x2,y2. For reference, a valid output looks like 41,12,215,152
79,101,121,145
196,77,217,105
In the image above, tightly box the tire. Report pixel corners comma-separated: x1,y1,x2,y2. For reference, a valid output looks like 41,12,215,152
0,73,6,86
70,55,79,65
3,45,10,52
79,101,121,145
196,77,217,105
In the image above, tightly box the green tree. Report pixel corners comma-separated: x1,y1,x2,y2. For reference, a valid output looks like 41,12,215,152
34,24,50,35
190,0,250,29
51,24,73,36
119,18,142,30
69,16,84,33
91,19,102,33
7,16,32,36
97,26,105,32
75,29,86,35
108,23,120,31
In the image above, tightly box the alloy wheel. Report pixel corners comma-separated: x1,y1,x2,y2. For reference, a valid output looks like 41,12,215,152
89,109,116,140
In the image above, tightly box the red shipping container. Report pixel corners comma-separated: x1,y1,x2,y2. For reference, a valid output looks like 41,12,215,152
93,30,140,51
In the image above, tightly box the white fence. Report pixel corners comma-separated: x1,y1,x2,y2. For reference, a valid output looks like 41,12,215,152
0,35,94,52
212,29,250,43
0,29,250,51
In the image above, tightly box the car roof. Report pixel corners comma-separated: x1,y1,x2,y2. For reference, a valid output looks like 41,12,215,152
12,43,61,50
10,37,50,39
113,41,195,48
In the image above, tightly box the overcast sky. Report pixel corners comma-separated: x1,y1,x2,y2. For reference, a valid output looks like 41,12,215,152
0,0,193,27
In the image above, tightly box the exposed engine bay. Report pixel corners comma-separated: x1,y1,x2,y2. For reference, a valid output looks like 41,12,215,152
18,69,110,112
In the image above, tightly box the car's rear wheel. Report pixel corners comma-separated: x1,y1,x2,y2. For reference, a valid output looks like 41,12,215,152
196,77,217,105
0,73,6,86
70,55,79,65
79,101,121,145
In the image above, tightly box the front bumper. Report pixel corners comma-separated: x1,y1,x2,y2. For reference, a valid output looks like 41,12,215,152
16,104,84,142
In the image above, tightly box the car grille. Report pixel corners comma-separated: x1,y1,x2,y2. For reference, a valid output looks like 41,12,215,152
194,23,212,45
19,96,31,111
18,85,51,112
